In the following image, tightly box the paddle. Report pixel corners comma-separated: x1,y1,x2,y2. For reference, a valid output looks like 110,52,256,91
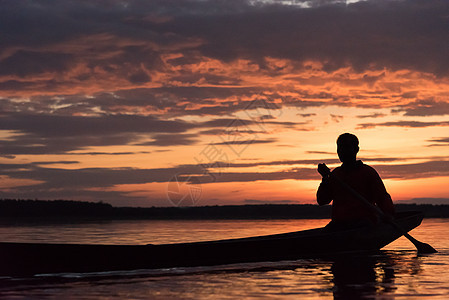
320,164,437,254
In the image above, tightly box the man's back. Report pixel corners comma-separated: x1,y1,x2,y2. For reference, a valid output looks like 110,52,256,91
317,160,394,223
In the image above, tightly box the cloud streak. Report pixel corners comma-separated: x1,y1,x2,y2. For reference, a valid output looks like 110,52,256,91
3,158,449,194
357,121,449,129
0,111,302,154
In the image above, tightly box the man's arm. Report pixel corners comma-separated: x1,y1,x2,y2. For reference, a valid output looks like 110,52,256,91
316,163,333,206
368,167,395,216
378,193,395,216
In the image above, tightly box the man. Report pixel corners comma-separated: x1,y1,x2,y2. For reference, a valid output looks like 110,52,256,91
317,133,394,226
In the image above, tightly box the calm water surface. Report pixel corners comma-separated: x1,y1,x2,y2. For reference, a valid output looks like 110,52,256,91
0,218,448,299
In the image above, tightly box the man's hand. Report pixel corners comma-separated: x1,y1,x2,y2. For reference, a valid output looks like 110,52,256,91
317,163,331,178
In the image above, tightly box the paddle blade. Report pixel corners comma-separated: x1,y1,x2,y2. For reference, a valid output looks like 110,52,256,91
416,241,438,254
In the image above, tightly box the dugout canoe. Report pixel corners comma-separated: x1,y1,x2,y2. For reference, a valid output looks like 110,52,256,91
0,211,423,277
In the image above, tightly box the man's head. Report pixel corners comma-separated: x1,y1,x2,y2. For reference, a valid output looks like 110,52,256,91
337,133,359,164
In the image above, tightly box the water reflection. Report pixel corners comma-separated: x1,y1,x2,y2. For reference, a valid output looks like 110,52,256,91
0,219,446,299
329,251,423,299
0,250,440,299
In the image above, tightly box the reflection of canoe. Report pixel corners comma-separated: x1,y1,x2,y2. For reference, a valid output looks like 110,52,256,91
0,211,423,277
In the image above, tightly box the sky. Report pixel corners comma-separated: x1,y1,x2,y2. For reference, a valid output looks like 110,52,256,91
1,0,449,207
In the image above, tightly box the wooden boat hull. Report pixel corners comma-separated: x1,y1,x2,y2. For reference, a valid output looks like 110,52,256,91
0,211,423,277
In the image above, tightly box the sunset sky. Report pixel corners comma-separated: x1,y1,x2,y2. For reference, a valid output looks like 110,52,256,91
1,0,449,207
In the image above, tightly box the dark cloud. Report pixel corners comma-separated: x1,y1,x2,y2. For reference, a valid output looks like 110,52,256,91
138,133,199,146
69,151,151,156
357,120,449,129
0,50,73,77
128,70,151,84
0,135,138,155
392,99,449,116
0,110,301,155
198,156,415,169
0,162,315,205
169,73,242,86
0,163,204,189
32,161,79,165
1,0,447,90
4,0,445,120
192,168,316,184
168,0,449,76
199,129,231,135
112,87,277,117
307,151,334,155
330,114,344,123
297,113,317,118
357,113,387,118
0,113,192,138
0,113,196,154
4,158,449,192
211,138,277,146
2,157,449,205
199,118,298,129
203,158,340,168
376,160,449,180
0,87,287,118
200,159,449,183
427,137,449,147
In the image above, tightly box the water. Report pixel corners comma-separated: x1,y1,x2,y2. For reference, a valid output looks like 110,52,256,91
0,218,448,299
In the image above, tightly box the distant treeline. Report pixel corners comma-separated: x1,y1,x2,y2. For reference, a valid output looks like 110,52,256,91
1,199,449,222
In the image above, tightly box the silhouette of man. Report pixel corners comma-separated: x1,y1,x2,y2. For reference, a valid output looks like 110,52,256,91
317,133,394,226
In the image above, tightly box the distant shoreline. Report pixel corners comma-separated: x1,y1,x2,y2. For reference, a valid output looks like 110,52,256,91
1,199,449,223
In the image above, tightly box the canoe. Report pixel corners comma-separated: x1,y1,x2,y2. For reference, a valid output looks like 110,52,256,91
0,211,423,277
